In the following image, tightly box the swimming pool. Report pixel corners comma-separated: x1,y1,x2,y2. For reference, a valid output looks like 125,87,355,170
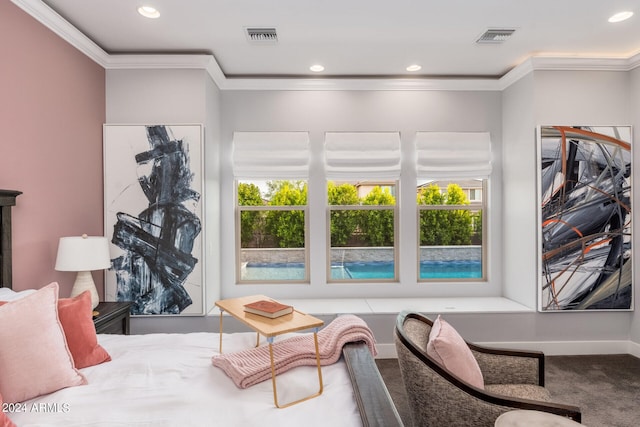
241,260,482,280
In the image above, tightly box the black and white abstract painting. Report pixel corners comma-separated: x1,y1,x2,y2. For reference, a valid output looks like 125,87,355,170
538,125,632,311
104,124,204,315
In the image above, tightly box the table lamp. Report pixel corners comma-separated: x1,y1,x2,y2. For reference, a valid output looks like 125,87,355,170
55,234,111,309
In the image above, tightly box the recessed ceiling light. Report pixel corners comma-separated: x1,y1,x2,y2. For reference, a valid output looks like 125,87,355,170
310,64,325,72
406,64,422,72
138,6,160,19
608,11,633,23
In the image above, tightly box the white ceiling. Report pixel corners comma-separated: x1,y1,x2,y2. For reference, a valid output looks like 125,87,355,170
35,0,640,79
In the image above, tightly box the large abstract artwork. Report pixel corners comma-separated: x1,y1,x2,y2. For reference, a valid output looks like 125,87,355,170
538,125,632,311
104,125,204,315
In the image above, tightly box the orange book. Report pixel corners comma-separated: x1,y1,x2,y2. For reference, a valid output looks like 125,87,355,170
243,299,293,318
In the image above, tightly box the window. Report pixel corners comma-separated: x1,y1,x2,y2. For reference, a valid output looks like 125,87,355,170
328,180,398,281
417,179,485,280
232,132,310,283
415,132,492,281
325,132,401,282
230,130,493,291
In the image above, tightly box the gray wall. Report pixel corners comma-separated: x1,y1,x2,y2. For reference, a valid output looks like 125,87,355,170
501,70,634,347
203,72,223,314
219,90,504,300
105,68,640,352
105,68,222,329
502,73,536,305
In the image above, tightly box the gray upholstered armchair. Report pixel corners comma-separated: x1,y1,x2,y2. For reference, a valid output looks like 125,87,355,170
394,311,581,427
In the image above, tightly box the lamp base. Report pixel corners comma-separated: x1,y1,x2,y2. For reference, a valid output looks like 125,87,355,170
70,271,100,309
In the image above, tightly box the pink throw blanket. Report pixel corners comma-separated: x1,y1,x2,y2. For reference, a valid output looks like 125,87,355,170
211,314,377,388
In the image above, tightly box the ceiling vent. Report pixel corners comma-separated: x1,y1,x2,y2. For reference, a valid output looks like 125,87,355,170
476,28,515,44
245,27,278,43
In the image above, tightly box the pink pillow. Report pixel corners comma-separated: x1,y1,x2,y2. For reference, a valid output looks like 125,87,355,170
0,282,87,403
426,315,484,389
58,291,111,368
0,393,17,427
0,291,111,369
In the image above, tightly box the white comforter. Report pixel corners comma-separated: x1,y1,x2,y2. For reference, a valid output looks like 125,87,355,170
8,332,362,427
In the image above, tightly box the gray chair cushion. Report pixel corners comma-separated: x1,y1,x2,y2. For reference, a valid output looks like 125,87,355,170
485,384,552,402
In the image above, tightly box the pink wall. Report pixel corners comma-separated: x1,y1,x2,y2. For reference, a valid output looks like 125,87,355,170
0,2,106,296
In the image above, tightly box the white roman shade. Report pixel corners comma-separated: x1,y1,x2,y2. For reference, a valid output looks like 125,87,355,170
232,131,310,178
324,132,401,179
415,132,492,178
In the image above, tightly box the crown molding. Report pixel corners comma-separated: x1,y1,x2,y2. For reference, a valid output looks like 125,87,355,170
12,0,109,67
498,59,535,90
13,0,640,92
528,56,633,71
499,54,640,90
629,51,640,71
216,76,501,91
105,55,213,70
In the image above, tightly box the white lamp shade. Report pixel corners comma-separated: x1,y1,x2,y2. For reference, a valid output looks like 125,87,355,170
55,235,111,272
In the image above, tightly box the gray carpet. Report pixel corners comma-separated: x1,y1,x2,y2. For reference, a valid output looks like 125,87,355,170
376,354,640,426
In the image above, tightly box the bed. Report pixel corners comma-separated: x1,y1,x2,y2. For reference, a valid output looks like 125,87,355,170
0,189,403,427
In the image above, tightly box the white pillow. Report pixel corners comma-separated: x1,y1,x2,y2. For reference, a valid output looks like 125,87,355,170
0,288,37,301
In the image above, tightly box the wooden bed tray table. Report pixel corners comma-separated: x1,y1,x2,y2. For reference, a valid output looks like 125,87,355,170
215,294,324,408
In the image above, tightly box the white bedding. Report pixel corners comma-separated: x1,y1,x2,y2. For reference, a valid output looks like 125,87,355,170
8,332,362,427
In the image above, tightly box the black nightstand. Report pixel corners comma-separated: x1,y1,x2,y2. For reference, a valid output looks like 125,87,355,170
93,302,132,335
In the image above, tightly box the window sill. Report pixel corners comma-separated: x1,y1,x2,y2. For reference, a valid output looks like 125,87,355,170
209,297,533,316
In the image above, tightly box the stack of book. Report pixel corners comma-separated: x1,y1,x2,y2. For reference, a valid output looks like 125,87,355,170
243,299,293,319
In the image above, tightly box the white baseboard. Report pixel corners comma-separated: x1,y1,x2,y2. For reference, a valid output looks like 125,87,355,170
375,340,636,359
627,340,640,358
